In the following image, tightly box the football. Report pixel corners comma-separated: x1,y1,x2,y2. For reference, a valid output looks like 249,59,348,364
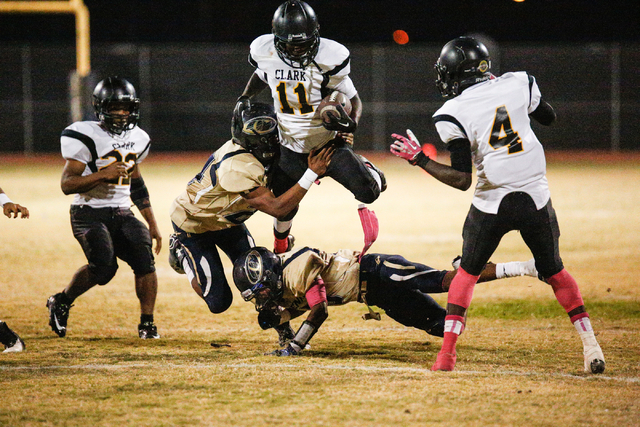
316,91,352,125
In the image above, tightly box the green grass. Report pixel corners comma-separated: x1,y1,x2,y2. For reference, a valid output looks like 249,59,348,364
1,152,639,426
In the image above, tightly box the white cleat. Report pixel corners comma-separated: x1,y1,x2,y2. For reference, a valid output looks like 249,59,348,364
584,343,605,374
3,336,25,353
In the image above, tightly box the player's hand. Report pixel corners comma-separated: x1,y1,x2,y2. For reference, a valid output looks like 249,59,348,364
323,104,357,133
3,203,29,219
265,344,299,357
100,161,129,181
390,129,423,164
258,307,281,330
149,224,162,254
307,145,335,176
337,132,354,146
84,183,116,199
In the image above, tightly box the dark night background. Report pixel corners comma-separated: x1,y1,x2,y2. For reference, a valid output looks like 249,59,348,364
0,0,637,45
1,0,638,152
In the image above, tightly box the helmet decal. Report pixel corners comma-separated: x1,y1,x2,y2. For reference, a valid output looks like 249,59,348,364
243,116,278,136
245,250,263,285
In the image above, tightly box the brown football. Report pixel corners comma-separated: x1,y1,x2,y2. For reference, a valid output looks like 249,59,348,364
316,91,352,124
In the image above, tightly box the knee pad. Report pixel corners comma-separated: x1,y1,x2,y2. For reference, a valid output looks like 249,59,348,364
205,296,233,314
89,265,118,285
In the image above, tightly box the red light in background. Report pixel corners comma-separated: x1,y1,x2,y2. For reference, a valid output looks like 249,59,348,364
393,30,409,45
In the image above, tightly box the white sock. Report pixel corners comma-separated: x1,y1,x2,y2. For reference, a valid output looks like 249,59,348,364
574,317,599,348
495,259,538,278
274,218,293,234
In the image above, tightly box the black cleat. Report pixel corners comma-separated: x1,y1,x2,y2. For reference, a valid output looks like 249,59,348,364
275,322,296,347
168,233,186,274
138,321,160,339
0,321,25,353
46,293,72,338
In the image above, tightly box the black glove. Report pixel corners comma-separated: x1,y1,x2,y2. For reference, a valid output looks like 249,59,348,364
258,307,281,330
233,95,251,118
322,104,357,133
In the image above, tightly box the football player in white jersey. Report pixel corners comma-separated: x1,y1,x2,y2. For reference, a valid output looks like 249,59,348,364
0,187,28,353
236,0,386,254
47,77,163,340
390,36,605,374
232,247,538,356
168,102,333,346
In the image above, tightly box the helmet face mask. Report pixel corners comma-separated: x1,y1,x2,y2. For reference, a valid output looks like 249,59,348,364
92,77,140,135
233,248,283,310
435,36,492,98
231,102,280,166
272,0,320,68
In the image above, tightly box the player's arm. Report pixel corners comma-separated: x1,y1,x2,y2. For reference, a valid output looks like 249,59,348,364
268,277,329,356
130,164,162,254
0,186,29,219
242,145,334,219
390,130,472,191
239,72,268,99
529,99,556,126
60,158,128,195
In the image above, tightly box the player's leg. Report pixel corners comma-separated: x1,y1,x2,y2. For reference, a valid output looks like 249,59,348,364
520,197,605,373
269,150,304,253
115,209,159,338
359,254,447,336
433,205,505,371
47,206,117,337
325,143,385,204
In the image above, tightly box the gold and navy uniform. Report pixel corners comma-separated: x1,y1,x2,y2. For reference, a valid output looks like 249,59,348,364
170,140,267,233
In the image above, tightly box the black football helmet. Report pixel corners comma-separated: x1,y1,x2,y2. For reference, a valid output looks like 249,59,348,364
232,247,284,310
92,76,140,134
272,0,320,69
232,101,280,166
435,36,492,98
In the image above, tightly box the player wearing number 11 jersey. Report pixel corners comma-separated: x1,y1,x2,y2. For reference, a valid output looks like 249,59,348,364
47,76,162,340
390,36,605,374
237,0,386,255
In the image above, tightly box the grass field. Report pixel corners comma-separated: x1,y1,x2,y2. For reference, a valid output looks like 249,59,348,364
1,151,639,426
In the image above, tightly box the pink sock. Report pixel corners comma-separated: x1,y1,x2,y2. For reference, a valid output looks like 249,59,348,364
547,269,585,314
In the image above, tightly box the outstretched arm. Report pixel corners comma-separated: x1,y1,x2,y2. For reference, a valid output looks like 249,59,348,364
243,145,334,219
267,277,329,356
390,130,472,191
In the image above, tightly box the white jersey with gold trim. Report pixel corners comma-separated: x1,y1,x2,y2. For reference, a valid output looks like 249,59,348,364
170,140,268,234
278,247,361,312
249,34,358,153
433,72,550,214
60,121,151,208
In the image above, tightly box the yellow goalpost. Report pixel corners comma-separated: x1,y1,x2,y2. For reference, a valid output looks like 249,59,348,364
0,0,91,123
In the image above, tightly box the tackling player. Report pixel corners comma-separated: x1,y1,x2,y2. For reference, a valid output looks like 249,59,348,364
47,77,162,340
168,102,333,345
0,186,29,353
390,36,605,373
232,246,539,356
236,0,386,254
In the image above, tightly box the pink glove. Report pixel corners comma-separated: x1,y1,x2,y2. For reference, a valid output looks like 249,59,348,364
390,129,423,163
